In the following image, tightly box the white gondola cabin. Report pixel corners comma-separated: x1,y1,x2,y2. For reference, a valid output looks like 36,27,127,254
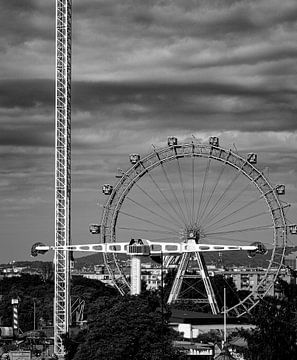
128,238,150,256
276,184,285,195
209,136,219,147
289,224,297,235
247,153,257,164
89,224,101,234
167,136,178,146
115,168,123,178
102,184,113,195
129,154,140,164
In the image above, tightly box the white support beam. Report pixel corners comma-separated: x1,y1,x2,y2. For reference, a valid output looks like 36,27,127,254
195,251,219,314
33,239,262,311
36,240,258,255
130,256,142,295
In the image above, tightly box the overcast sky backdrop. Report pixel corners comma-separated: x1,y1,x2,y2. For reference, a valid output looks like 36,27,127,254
0,0,296,263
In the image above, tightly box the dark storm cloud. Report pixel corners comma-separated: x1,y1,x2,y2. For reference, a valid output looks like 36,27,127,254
0,124,53,148
74,0,297,41
0,1,54,51
181,46,297,69
0,79,54,109
0,0,36,13
0,77,295,149
72,81,295,105
71,80,296,132
0,78,54,148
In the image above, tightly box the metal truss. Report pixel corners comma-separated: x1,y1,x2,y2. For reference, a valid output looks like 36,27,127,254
168,252,219,314
55,0,72,357
33,240,262,306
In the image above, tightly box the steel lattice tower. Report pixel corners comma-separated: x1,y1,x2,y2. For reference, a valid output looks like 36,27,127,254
54,0,72,357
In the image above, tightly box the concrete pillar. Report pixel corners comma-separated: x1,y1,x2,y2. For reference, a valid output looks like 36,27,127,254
130,256,142,295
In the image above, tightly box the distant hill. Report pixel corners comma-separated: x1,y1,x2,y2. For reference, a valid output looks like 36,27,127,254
0,260,52,268
74,253,105,266
72,245,297,269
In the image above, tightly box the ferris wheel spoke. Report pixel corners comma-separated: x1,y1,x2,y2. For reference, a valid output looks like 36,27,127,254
201,178,253,228
145,171,187,227
132,180,184,228
125,196,180,229
205,210,270,233
158,158,188,225
199,169,242,226
195,156,212,226
118,209,177,233
205,224,273,237
118,226,178,236
204,234,269,246
148,236,180,241
204,191,265,231
175,156,192,223
198,161,226,226
191,152,195,225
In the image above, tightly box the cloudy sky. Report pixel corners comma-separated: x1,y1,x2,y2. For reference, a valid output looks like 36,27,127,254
0,0,296,264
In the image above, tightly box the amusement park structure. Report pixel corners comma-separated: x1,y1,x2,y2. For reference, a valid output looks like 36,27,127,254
43,0,297,358
96,136,296,316
35,126,297,357
54,0,71,357
32,238,267,309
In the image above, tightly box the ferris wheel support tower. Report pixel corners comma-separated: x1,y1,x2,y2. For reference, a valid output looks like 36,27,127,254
54,0,72,357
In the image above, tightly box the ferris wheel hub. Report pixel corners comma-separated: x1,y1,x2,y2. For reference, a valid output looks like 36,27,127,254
183,227,202,243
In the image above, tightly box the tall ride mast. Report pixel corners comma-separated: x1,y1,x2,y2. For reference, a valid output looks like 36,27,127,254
54,0,72,357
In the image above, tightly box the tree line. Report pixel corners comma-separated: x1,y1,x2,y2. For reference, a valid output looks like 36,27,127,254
0,274,297,359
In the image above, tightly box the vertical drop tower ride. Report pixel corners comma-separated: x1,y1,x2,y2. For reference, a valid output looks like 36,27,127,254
54,0,71,357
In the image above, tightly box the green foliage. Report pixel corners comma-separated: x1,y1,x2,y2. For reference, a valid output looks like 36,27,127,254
0,274,182,359
71,275,117,301
196,329,222,344
62,331,87,360
0,274,117,332
67,293,185,360
239,280,297,360
0,275,54,331
6,272,297,360
211,275,239,310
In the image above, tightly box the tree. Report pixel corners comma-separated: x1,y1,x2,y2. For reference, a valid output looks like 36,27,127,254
240,280,297,360
0,274,54,331
0,274,118,332
66,293,185,360
196,329,222,344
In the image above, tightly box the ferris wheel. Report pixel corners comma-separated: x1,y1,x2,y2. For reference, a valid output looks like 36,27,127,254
98,136,292,317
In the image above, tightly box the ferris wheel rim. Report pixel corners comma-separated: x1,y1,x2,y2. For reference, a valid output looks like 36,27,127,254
100,141,288,316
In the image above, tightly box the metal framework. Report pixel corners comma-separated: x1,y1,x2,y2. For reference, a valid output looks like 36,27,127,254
33,240,262,301
168,252,219,314
34,241,260,256
100,140,288,317
54,0,72,357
